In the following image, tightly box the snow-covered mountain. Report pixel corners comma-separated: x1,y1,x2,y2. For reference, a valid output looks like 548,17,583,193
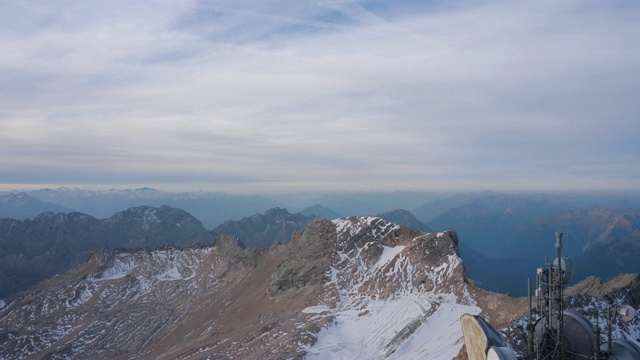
0,217,485,358
0,216,637,359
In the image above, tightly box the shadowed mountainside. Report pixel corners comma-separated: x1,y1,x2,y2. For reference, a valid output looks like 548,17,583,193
0,206,208,298
210,207,316,248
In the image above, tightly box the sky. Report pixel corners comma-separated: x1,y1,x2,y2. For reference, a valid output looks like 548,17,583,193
1,0,639,193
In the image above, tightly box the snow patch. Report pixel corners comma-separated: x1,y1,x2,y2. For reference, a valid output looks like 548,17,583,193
156,266,183,280
389,301,480,359
305,293,479,359
304,223,476,359
302,305,331,314
373,245,406,272
94,258,136,281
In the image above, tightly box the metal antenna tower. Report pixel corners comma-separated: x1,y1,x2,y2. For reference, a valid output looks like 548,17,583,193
530,232,566,360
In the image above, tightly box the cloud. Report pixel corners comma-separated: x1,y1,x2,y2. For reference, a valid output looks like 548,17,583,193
1,0,639,192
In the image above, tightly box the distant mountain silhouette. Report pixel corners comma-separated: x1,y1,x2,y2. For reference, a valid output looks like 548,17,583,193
0,206,208,298
0,192,73,219
210,208,315,248
24,187,286,228
301,203,341,219
427,194,640,260
573,228,640,283
376,209,432,233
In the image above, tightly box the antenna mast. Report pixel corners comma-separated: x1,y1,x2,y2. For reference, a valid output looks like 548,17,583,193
531,232,567,360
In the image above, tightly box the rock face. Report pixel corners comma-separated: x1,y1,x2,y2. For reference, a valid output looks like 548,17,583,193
0,206,208,298
210,207,316,248
0,216,485,359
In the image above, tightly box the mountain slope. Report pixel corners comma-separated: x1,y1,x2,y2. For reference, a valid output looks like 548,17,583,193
428,198,640,260
0,217,492,359
1,216,637,359
210,207,315,248
300,203,341,219
376,208,433,233
573,229,640,283
0,192,73,219
0,206,208,298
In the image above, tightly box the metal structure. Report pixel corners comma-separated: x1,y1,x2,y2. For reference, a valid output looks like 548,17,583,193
529,232,570,359
462,231,640,360
526,232,640,360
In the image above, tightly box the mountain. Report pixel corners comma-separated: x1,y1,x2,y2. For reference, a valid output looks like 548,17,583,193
415,193,640,295
428,196,640,260
0,217,637,359
526,207,640,254
573,228,640,283
411,192,495,223
300,203,341,219
375,208,537,296
426,194,567,256
0,217,513,359
377,209,433,233
211,207,531,296
0,192,73,219
0,206,208,298
25,187,286,228
297,191,438,218
456,242,539,296
210,207,315,248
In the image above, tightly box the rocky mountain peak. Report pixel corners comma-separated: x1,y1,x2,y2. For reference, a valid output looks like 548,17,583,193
263,206,291,218
0,216,481,359
2,215,637,359
301,203,341,219
211,207,315,248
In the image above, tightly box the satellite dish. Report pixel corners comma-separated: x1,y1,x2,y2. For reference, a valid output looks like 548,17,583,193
601,339,640,360
619,305,636,322
487,346,518,360
552,257,574,284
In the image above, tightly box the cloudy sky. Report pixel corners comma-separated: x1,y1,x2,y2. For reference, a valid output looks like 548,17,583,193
1,0,639,193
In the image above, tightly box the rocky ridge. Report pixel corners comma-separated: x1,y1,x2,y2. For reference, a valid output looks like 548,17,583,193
0,216,637,359
210,207,315,248
0,206,208,298
0,216,492,359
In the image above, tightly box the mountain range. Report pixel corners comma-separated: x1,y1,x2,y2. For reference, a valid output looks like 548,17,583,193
0,206,207,298
2,189,640,298
1,216,638,359
2,188,285,228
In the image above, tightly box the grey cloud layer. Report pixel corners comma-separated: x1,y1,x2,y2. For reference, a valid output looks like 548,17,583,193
1,0,639,192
